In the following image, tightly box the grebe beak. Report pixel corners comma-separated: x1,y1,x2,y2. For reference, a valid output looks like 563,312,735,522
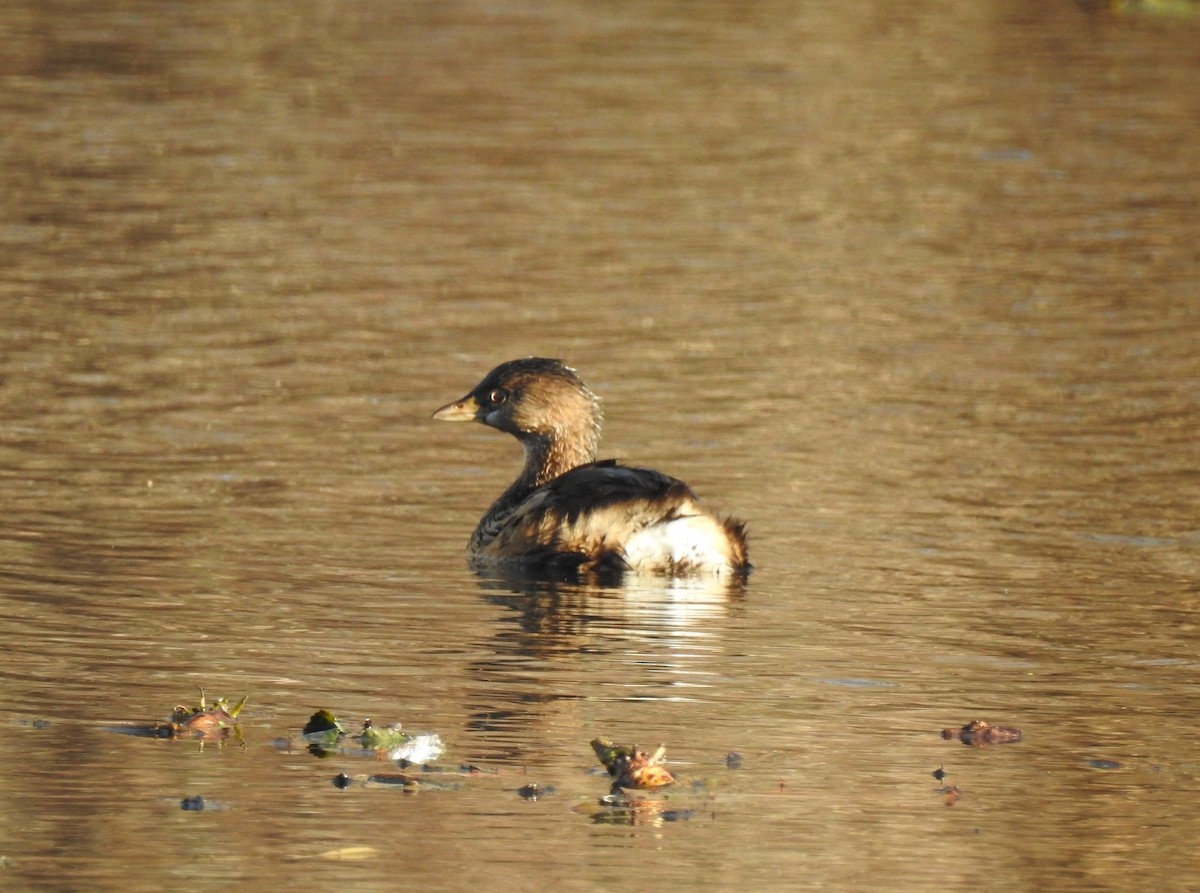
432,395,480,422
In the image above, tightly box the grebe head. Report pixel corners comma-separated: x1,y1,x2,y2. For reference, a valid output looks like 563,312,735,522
433,358,602,456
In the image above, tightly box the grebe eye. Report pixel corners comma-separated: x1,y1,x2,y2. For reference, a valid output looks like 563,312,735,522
487,389,507,405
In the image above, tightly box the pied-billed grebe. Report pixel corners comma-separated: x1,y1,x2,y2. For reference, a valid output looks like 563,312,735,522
433,358,749,576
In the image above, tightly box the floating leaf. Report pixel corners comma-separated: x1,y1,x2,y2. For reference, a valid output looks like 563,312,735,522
622,762,674,790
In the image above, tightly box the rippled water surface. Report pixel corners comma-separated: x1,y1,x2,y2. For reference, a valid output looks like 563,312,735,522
2,1,1199,890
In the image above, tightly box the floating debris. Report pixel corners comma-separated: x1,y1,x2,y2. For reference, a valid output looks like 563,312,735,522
358,718,408,750
151,689,247,740
301,710,443,764
590,738,674,790
725,751,744,770
517,783,554,800
302,709,344,736
937,785,962,807
174,794,230,811
366,773,422,789
387,732,445,765
591,738,636,772
332,771,461,792
331,771,419,790
941,720,1023,746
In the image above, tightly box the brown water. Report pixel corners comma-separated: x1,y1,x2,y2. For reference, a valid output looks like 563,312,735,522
2,1,1199,890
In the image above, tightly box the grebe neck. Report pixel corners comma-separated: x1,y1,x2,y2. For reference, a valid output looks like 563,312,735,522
509,429,597,500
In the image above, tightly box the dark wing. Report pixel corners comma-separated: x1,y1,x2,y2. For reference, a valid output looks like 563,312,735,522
541,460,698,524
480,460,699,570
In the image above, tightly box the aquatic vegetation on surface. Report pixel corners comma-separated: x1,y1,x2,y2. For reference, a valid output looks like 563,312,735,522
300,710,445,764
151,689,248,740
301,709,344,738
120,699,1031,824
590,738,675,790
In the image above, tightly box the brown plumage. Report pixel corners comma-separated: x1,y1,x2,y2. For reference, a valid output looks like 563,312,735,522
433,358,749,576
